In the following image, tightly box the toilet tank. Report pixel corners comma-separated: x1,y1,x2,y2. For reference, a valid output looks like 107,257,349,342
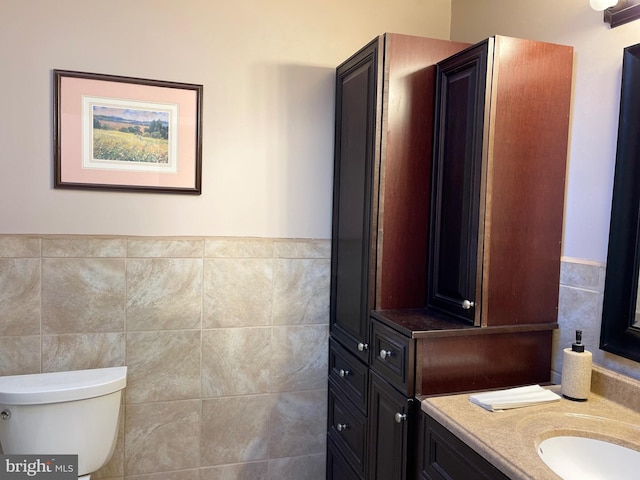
0,367,127,476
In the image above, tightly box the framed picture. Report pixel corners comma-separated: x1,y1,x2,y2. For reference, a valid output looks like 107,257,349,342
54,70,203,194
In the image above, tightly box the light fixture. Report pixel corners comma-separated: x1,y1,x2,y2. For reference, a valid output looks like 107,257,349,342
590,0,618,11
591,0,640,28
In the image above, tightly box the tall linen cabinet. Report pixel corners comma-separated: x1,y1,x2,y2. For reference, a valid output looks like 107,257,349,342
327,34,468,480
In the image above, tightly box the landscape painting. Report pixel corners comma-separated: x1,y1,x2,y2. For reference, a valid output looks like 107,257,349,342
92,104,171,165
54,69,203,194
82,97,178,173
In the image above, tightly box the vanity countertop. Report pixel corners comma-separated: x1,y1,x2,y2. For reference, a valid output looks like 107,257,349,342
420,366,640,480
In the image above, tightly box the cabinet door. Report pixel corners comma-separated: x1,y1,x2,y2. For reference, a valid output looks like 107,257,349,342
428,40,490,325
331,38,379,361
368,372,411,480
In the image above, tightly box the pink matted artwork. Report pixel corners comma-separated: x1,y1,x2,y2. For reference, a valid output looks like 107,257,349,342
54,70,203,194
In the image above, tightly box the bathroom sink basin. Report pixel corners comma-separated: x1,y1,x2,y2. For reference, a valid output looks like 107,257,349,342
538,435,640,480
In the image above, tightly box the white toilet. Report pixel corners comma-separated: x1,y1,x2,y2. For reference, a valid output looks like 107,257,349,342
0,366,127,479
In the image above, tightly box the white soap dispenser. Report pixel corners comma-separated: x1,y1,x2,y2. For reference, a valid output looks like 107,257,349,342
561,329,592,401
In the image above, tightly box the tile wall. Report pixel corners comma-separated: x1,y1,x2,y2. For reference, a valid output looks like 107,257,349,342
0,235,330,480
3,236,639,479
554,257,640,383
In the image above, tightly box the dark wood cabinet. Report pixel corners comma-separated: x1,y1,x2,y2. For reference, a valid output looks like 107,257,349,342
418,410,509,480
331,37,377,364
328,33,469,480
428,36,574,328
329,33,573,480
367,372,414,480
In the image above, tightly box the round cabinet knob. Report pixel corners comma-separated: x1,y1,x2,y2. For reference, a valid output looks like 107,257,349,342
357,342,369,352
461,299,475,310
394,412,407,424
379,349,393,360
336,423,349,432
338,369,351,378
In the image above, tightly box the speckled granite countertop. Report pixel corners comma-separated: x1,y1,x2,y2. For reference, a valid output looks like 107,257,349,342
420,366,640,480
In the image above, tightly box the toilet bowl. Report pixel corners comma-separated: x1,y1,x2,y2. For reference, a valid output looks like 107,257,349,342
0,366,127,479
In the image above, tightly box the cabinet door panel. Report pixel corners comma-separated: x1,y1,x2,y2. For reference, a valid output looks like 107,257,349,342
428,41,489,325
331,40,378,360
368,372,410,480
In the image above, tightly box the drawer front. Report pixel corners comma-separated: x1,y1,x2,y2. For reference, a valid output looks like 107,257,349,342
421,412,509,480
329,337,369,414
327,435,364,480
370,319,412,395
328,379,367,477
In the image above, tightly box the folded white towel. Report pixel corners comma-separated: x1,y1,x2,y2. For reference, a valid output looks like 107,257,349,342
469,385,561,412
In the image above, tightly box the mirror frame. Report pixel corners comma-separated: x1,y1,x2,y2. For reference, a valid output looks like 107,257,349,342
601,42,640,363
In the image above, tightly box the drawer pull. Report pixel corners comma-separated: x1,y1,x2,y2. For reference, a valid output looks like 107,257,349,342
338,369,351,378
379,349,393,360
336,423,349,432
357,342,369,352
394,412,407,424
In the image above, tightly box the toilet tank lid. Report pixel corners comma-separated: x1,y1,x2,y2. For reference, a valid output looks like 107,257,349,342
0,366,127,405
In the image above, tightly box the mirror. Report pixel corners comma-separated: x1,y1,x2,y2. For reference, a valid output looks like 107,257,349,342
601,41,640,363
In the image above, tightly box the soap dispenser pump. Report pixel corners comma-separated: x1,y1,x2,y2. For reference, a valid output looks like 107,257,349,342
561,330,592,401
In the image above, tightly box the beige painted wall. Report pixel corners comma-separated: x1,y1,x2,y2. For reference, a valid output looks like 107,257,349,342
0,0,451,238
450,0,640,381
451,0,640,263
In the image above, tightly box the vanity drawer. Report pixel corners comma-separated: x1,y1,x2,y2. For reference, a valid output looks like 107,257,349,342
370,319,414,395
420,411,509,480
327,435,364,480
329,338,369,414
328,379,367,478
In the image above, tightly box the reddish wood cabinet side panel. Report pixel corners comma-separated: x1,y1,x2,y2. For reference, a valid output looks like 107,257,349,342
482,37,574,327
376,34,469,310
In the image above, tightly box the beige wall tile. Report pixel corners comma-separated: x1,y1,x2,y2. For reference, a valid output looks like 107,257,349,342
201,395,273,466
270,325,328,392
273,259,329,325
203,259,273,328
42,258,125,334
125,469,200,480
202,327,271,397
125,400,200,476
42,237,126,258
268,390,327,458
0,236,40,257
0,235,334,478
0,258,40,335
204,238,274,258
267,453,326,480
127,238,204,258
126,258,202,331
42,333,125,372
0,336,41,375
560,258,606,291
200,462,267,480
126,330,201,404
274,240,330,259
